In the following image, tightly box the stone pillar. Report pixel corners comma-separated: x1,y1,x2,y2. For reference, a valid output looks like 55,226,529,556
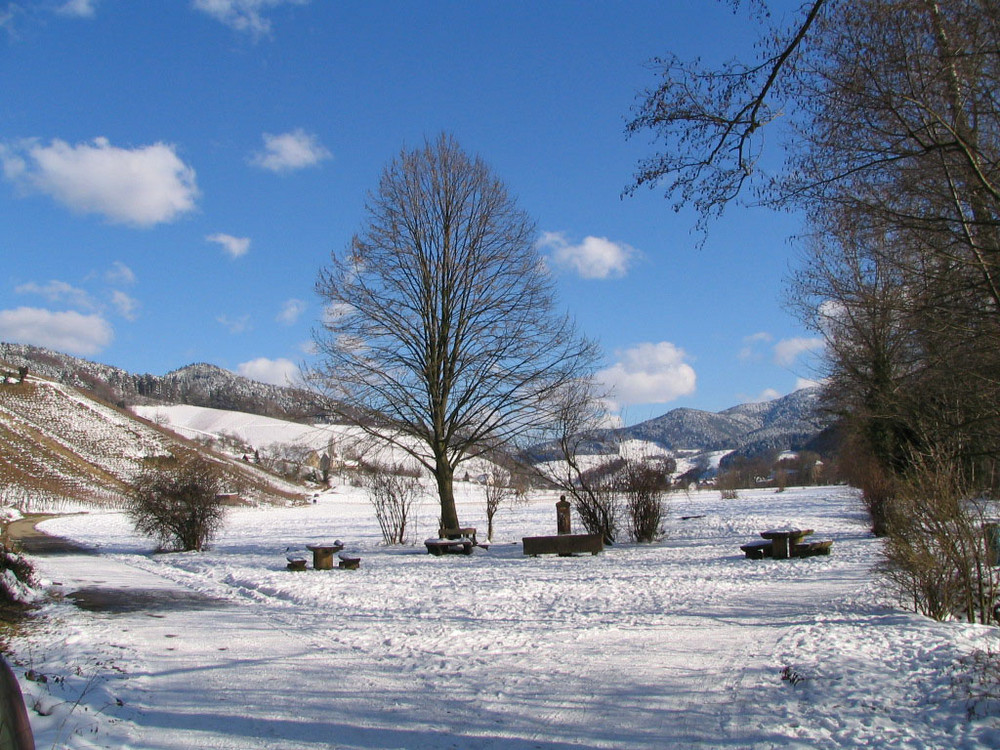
556,496,572,535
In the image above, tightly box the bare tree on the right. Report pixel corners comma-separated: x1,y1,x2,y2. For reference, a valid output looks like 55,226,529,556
630,0,1000,622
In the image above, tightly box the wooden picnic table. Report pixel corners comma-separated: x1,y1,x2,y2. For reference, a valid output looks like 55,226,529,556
760,528,813,559
306,541,344,570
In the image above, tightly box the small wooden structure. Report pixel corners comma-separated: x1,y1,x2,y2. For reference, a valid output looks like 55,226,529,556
306,542,344,570
760,528,814,559
286,555,308,571
793,539,833,557
338,553,361,570
739,540,773,560
425,537,474,556
438,527,478,546
556,496,572,535
740,528,833,559
522,533,604,557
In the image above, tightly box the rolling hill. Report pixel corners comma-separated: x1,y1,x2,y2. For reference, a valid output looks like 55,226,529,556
0,342,321,422
624,386,829,456
1,343,834,507
0,369,306,510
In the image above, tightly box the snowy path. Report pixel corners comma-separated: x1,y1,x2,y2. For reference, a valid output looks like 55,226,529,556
13,485,1000,748
29,549,813,749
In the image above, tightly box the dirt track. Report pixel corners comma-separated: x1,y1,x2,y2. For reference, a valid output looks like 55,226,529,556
6,514,227,614
5,514,91,556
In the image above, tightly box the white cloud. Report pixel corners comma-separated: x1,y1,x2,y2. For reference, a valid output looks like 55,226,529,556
207,232,250,258
0,307,113,355
106,261,137,286
538,231,636,280
192,0,308,37
795,377,824,391
753,388,782,402
217,314,251,334
237,357,300,386
250,128,331,173
773,337,825,367
15,280,96,311
0,137,199,227
597,341,696,408
738,331,773,362
111,290,140,321
56,0,97,17
277,298,305,325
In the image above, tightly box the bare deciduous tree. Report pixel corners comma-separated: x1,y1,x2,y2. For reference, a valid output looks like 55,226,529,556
632,0,1000,490
626,0,825,229
314,134,598,531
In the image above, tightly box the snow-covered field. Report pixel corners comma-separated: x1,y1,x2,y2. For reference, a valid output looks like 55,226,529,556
10,484,1000,749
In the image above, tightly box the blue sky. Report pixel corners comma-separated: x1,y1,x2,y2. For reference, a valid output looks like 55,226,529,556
0,0,823,424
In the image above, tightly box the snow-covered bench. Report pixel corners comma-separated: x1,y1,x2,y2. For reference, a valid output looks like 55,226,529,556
338,552,361,570
439,526,478,546
740,538,833,559
792,539,833,557
425,537,474,555
522,533,604,557
739,540,773,559
286,555,308,571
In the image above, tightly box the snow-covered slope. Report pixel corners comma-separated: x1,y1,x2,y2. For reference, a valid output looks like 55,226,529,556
0,342,320,422
132,404,445,477
0,374,304,508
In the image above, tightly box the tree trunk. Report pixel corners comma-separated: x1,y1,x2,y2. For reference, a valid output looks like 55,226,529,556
435,459,460,530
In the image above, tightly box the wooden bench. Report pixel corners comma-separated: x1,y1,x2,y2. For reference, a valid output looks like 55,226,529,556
792,539,833,557
522,533,604,557
425,538,474,556
439,527,478,546
286,555,308,571
338,553,361,570
739,540,773,559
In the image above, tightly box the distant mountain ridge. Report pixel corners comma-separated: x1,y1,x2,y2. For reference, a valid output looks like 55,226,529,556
2,342,830,461
534,387,831,464
623,387,829,457
0,343,321,423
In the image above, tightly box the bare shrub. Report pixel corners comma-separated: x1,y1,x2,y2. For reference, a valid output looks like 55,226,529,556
880,459,999,624
571,461,622,545
362,463,421,545
483,465,519,542
128,457,228,552
957,647,1000,720
620,461,669,543
841,438,897,537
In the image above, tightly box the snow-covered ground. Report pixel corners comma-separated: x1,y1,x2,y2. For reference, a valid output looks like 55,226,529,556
10,484,1000,749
